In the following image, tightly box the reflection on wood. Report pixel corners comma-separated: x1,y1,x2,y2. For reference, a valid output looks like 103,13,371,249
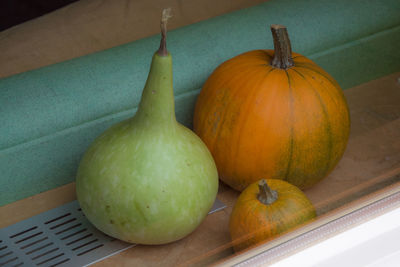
306,72,400,215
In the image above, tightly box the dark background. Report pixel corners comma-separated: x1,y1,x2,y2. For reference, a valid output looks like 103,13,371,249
0,0,79,31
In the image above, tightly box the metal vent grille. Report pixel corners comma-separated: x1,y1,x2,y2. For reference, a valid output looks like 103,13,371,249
0,199,225,267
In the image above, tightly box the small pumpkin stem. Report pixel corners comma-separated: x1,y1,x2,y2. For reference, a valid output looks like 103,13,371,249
270,24,294,69
157,8,172,56
257,179,278,205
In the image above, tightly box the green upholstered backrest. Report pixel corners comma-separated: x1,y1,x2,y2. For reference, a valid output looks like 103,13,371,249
1,0,399,205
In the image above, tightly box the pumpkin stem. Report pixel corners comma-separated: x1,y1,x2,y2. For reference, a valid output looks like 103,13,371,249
270,24,294,69
157,8,172,56
257,179,278,205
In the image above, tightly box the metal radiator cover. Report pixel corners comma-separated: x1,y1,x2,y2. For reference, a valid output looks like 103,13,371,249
0,199,225,267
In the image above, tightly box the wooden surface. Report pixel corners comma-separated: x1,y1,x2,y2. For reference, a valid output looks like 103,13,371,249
1,72,400,266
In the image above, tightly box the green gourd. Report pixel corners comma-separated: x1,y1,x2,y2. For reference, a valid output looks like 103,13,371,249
76,9,219,245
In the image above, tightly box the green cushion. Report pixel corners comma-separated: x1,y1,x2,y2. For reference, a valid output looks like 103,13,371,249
1,0,399,205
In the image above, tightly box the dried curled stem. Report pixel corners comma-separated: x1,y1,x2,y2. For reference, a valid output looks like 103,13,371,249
157,8,172,56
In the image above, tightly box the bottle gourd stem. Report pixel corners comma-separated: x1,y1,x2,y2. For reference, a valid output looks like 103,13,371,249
135,8,176,126
158,8,172,57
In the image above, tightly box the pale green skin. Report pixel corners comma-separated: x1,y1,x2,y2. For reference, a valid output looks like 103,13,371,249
76,53,218,245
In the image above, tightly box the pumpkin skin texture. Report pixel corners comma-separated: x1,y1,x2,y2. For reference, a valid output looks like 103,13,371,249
229,179,316,252
193,25,350,191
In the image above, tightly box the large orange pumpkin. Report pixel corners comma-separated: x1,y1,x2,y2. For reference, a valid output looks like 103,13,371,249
193,25,350,191
229,179,316,252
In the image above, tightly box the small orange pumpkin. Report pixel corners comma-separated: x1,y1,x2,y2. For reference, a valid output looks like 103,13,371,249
193,25,350,191
229,179,316,251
